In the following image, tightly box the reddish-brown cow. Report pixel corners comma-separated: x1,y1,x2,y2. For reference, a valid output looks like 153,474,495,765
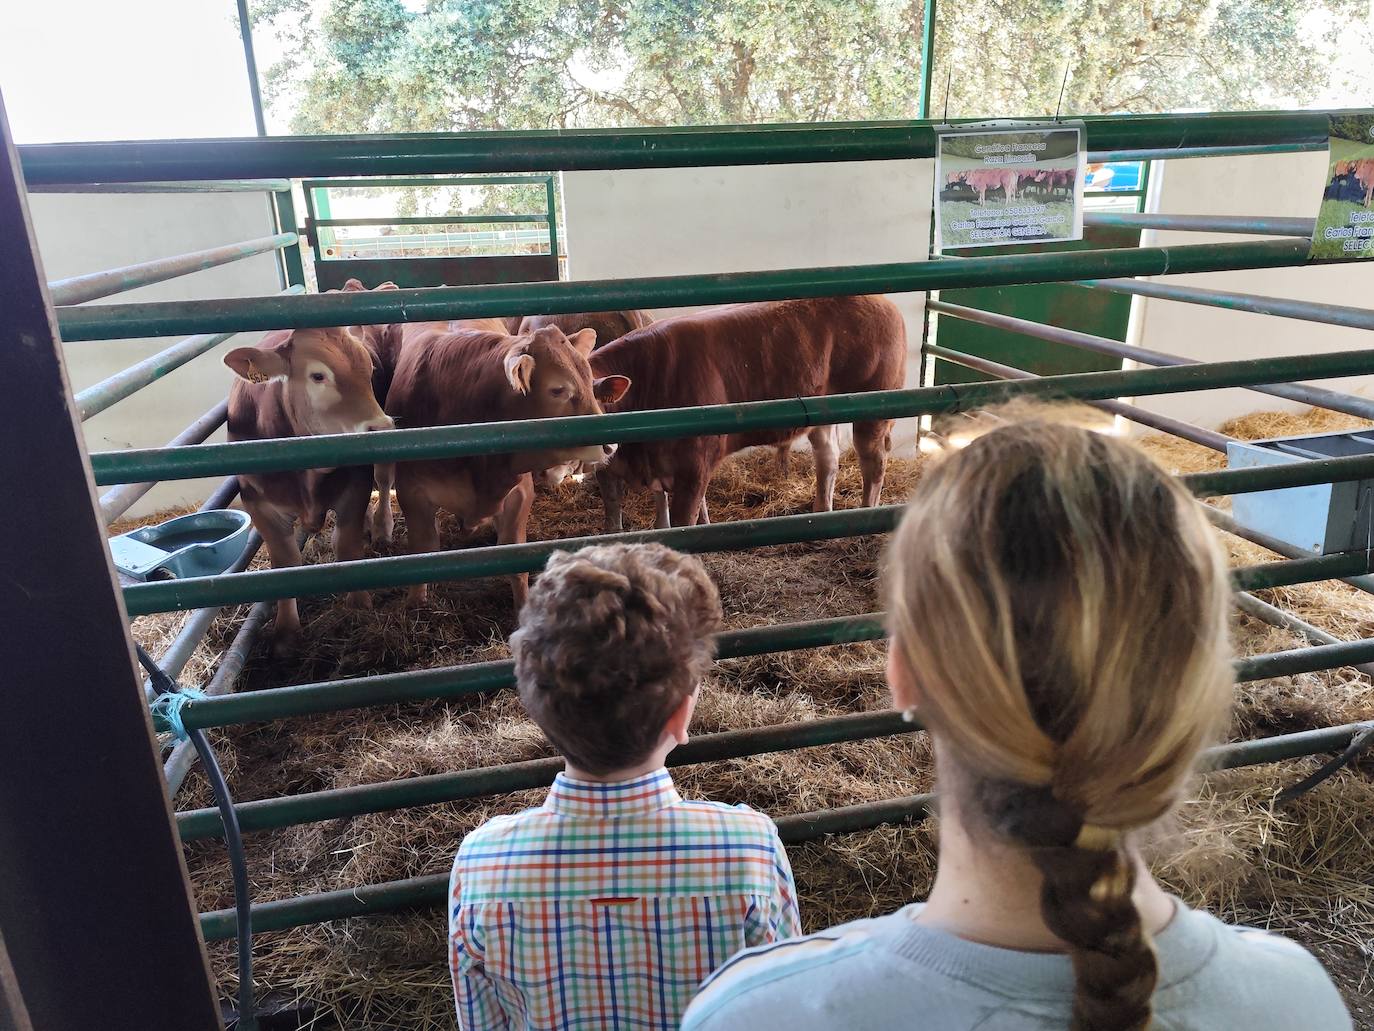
589,295,905,530
224,285,398,649
384,323,630,608
518,310,654,348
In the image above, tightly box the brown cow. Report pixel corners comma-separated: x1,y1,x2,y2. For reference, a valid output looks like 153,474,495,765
224,293,397,650
518,310,654,348
384,323,630,608
1335,158,1374,206
589,295,906,531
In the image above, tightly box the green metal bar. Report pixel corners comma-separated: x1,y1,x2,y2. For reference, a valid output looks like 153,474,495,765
314,213,548,227
926,297,1374,421
1236,592,1374,677
26,179,291,194
198,790,937,940
1230,551,1373,592
88,343,1374,487
1086,142,1326,163
178,708,920,841
1080,277,1374,332
73,286,305,420
236,0,267,137
273,189,306,289
1203,505,1374,595
76,333,232,421
917,0,937,119
1082,213,1314,237
48,232,296,307
196,719,1373,938
175,619,1374,845
166,613,888,732
925,343,1232,452
124,508,900,616
302,175,556,190
96,402,229,525
21,110,1361,184
56,237,1324,340
545,175,559,263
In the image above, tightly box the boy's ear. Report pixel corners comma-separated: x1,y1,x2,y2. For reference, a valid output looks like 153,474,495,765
663,687,699,748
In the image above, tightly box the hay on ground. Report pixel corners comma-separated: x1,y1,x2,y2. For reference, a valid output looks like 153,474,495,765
113,420,1374,1027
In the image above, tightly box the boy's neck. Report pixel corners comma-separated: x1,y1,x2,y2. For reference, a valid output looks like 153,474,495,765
564,745,674,784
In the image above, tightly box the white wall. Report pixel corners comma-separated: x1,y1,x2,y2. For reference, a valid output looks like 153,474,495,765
560,160,933,449
28,192,286,518
1128,151,1374,428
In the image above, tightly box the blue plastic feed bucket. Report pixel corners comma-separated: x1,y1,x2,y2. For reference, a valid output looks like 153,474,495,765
109,509,253,582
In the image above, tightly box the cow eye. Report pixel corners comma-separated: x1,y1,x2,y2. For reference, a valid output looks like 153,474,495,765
310,371,327,383
549,385,566,397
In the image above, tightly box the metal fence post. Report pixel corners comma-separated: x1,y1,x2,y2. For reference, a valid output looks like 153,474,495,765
273,187,307,288
545,175,560,274
0,92,220,1029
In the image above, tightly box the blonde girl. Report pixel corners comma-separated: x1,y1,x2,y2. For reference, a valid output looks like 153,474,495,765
683,418,1350,1031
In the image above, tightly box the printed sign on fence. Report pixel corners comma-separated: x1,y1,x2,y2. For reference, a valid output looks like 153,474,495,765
934,121,1085,252
1310,114,1374,262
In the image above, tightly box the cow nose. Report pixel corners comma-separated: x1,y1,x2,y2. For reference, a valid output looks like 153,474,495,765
601,443,617,458
365,416,395,432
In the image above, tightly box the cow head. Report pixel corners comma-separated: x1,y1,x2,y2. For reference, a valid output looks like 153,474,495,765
224,327,394,438
502,325,630,477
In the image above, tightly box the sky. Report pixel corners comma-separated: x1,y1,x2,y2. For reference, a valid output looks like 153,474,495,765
0,0,263,143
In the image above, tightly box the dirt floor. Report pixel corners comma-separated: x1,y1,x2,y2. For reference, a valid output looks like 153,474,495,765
127,407,1374,1029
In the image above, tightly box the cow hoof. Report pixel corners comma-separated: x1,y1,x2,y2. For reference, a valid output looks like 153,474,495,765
344,591,373,611
406,587,430,608
269,626,301,658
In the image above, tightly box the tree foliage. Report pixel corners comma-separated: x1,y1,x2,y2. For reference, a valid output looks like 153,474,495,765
257,0,1371,132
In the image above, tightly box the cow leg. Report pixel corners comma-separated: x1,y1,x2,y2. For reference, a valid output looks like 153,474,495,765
496,474,535,612
396,476,440,607
597,467,625,533
809,425,839,513
775,444,791,478
668,470,707,528
250,502,304,653
697,497,711,525
855,419,894,508
333,476,373,610
654,490,671,529
370,462,395,544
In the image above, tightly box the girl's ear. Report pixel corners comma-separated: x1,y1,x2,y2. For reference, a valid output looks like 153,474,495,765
887,645,921,712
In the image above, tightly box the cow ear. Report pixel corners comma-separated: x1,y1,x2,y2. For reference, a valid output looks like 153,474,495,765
594,375,631,404
224,344,289,383
569,328,597,357
375,281,399,291
503,345,536,395
341,279,366,292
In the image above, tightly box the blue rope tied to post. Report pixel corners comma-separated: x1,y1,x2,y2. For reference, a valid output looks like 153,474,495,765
150,687,208,740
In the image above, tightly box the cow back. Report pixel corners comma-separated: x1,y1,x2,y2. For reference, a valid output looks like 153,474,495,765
519,310,653,348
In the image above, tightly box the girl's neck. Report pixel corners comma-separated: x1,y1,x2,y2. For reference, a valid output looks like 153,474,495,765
916,802,1177,951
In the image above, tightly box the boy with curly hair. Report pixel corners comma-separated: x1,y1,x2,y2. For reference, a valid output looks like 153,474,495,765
448,543,800,1031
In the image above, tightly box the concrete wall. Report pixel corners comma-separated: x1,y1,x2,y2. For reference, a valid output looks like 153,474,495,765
560,160,934,450
1128,151,1373,429
29,191,285,518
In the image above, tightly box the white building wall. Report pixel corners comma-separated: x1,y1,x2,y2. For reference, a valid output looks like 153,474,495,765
28,192,286,518
559,160,934,449
1128,151,1374,429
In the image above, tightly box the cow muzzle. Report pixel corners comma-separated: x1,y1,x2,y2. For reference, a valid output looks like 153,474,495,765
362,415,395,432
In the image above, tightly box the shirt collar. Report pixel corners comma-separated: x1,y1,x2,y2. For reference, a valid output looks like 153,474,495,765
543,768,682,818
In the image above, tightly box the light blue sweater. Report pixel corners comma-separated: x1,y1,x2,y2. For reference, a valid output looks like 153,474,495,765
681,900,1352,1030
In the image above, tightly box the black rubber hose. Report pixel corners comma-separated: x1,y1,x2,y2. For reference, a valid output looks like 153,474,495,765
136,644,257,1030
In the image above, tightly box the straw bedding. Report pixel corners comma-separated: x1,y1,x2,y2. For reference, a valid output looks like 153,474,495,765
123,409,1372,1028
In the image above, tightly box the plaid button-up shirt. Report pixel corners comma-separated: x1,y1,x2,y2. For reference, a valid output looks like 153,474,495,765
449,768,801,1030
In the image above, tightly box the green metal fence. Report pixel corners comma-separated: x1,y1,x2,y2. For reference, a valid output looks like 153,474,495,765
18,107,1374,963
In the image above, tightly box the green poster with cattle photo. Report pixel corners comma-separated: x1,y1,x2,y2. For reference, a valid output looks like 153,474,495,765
1310,114,1374,261
934,121,1085,252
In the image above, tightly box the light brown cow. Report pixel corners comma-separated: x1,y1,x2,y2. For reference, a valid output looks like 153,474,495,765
589,295,906,530
224,291,397,650
384,323,630,608
518,310,654,348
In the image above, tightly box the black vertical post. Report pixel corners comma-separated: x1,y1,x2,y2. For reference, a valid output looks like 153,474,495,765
0,92,221,1029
